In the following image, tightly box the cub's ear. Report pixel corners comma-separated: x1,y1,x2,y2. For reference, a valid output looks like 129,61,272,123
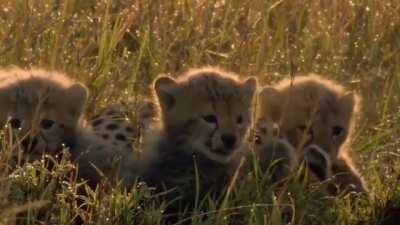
66,83,88,116
154,76,177,111
241,77,257,100
340,92,360,117
258,86,282,122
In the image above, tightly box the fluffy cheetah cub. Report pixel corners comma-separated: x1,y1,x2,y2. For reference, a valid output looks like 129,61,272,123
257,75,367,194
143,67,257,208
0,68,138,187
0,68,87,161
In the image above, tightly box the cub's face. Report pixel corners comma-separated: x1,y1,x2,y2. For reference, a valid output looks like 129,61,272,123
258,85,357,157
155,72,257,163
0,79,87,159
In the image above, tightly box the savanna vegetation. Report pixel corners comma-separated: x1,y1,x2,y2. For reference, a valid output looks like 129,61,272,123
0,0,399,224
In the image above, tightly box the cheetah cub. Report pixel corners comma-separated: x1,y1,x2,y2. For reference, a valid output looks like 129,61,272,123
257,75,367,194
0,68,87,161
0,68,139,187
143,67,257,209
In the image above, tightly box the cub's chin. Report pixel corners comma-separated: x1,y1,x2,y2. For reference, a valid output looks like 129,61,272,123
197,146,239,164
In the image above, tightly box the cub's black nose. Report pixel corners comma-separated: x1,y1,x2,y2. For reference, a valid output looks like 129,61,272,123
22,137,38,152
221,134,236,150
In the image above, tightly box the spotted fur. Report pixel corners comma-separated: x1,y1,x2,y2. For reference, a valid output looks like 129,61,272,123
89,99,156,151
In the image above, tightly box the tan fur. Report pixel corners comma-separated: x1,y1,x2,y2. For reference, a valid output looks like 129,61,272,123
0,68,87,159
257,74,367,193
153,67,257,163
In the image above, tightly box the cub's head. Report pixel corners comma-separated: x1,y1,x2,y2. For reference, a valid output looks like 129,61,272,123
0,69,87,159
154,67,257,163
257,75,359,157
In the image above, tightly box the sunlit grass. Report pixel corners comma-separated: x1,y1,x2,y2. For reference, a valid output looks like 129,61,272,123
0,0,399,224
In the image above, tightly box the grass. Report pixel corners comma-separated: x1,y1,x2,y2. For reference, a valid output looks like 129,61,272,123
0,0,399,224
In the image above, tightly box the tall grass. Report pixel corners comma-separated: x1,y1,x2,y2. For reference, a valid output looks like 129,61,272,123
0,0,399,224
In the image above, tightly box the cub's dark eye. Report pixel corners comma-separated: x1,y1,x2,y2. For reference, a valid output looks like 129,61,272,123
298,125,313,135
259,127,268,135
40,119,55,130
255,135,262,145
332,126,343,136
237,115,243,124
202,114,218,124
298,125,307,131
10,118,21,129
308,128,314,136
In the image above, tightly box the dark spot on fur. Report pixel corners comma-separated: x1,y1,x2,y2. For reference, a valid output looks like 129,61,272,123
112,142,118,146
255,135,262,145
116,133,127,141
102,134,109,139
106,123,119,130
92,119,103,127
106,110,117,115
91,114,100,121
126,126,134,133
305,147,329,180
260,127,267,134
